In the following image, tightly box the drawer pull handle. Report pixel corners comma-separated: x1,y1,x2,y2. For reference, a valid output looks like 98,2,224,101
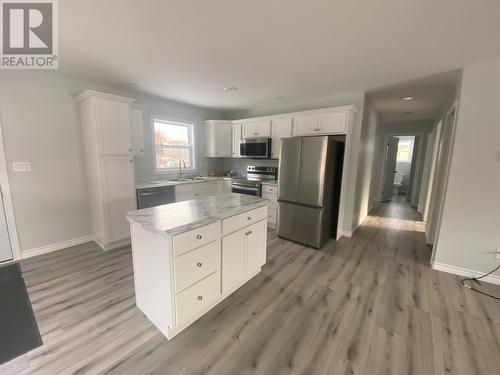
196,235,202,239
248,230,253,235
196,262,203,267
197,296,203,301
247,216,252,221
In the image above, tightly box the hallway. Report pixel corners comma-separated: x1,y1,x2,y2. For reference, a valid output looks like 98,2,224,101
1,199,499,374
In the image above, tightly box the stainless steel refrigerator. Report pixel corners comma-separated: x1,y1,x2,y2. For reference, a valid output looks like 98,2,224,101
277,136,344,248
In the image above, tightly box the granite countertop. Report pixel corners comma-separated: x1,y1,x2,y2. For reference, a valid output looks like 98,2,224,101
126,193,267,236
135,176,228,190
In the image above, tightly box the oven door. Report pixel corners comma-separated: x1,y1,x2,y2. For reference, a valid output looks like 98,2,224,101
231,184,260,196
239,138,271,159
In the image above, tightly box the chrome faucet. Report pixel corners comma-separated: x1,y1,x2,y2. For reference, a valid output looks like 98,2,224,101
179,160,187,178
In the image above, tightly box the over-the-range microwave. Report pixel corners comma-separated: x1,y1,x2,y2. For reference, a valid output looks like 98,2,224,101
239,138,272,159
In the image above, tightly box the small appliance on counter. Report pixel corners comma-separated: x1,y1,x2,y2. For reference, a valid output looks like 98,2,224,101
231,166,277,196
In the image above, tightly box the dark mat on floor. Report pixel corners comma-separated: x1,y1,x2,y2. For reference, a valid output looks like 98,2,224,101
0,263,42,365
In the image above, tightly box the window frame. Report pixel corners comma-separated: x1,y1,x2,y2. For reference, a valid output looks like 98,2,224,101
152,116,196,175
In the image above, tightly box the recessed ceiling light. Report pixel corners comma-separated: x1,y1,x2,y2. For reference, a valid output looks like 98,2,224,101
404,111,413,115
403,96,413,101
224,86,238,92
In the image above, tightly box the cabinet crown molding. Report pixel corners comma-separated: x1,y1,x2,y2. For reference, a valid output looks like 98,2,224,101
76,90,136,104
215,104,358,124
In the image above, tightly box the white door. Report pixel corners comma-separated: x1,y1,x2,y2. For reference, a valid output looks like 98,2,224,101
292,115,319,136
381,137,399,201
222,229,246,293
0,188,12,262
96,99,132,155
102,157,136,242
271,118,292,159
318,112,347,133
232,123,241,157
246,220,267,272
215,122,232,157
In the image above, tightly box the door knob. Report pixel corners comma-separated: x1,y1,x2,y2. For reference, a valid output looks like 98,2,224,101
196,234,202,239
196,262,203,267
197,296,203,301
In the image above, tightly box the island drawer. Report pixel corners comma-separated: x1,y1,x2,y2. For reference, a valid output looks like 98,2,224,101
172,221,220,256
173,240,220,293
222,206,267,235
175,271,219,326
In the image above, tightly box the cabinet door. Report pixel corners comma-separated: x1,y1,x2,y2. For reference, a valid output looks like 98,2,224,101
254,120,271,137
130,107,145,156
271,118,292,159
232,123,242,157
96,99,132,155
245,220,267,272
101,157,136,242
318,112,347,134
292,115,319,136
215,122,232,157
222,229,246,293
241,122,256,139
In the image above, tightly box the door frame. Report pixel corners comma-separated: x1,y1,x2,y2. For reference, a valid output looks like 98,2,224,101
429,101,459,263
378,132,424,201
0,115,21,262
380,136,399,201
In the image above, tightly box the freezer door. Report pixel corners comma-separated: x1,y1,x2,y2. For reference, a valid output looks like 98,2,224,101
278,137,302,202
298,136,328,207
277,201,325,248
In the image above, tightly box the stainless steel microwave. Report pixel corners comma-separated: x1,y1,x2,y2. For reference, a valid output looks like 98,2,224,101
239,138,272,159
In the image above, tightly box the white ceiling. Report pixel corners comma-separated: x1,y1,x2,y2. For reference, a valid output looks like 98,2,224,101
367,70,460,123
58,0,500,110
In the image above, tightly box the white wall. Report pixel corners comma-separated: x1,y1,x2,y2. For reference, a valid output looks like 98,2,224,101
352,100,379,229
0,71,223,255
432,58,500,278
226,91,367,236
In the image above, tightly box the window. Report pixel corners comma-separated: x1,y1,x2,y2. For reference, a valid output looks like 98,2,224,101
396,138,414,163
153,118,195,172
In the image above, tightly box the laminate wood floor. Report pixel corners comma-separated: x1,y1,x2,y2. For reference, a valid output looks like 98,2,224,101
1,196,499,374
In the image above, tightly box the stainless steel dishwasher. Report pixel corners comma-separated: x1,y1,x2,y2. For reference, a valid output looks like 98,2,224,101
136,185,176,209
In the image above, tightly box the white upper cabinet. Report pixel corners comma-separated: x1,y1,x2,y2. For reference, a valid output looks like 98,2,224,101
206,121,232,157
242,120,271,138
232,122,242,158
130,105,145,157
270,118,292,159
293,111,348,136
95,99,133,155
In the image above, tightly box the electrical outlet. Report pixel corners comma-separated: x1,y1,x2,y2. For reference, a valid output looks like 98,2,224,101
496,249,500,260
12,162,31,172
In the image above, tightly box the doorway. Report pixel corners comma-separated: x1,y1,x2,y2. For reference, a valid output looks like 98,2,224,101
380,135,416,202
0,191,12,262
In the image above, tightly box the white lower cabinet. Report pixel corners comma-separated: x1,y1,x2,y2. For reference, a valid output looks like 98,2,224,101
262,184,278,228
222,219,266,294
129,205,268,340
174,180,231,202
221,230,246,293
175,271,220,326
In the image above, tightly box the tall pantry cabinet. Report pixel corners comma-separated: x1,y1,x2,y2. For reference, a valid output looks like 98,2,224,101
77,90,137,250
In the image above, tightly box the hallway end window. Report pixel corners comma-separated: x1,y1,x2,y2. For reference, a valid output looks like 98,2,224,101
153,118,195,173
396,139,414,163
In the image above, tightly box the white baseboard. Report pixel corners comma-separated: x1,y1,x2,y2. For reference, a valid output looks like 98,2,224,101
22,235,96,259
431,261,500,285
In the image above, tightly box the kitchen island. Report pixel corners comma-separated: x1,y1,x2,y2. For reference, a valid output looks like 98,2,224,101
126,193,268,339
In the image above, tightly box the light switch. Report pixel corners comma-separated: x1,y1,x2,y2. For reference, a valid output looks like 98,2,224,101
12,162,31,172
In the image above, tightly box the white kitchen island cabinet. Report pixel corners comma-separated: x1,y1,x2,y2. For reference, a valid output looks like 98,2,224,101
126,193,268,339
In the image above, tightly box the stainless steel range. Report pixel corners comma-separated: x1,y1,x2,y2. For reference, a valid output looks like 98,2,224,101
231,166,277,196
